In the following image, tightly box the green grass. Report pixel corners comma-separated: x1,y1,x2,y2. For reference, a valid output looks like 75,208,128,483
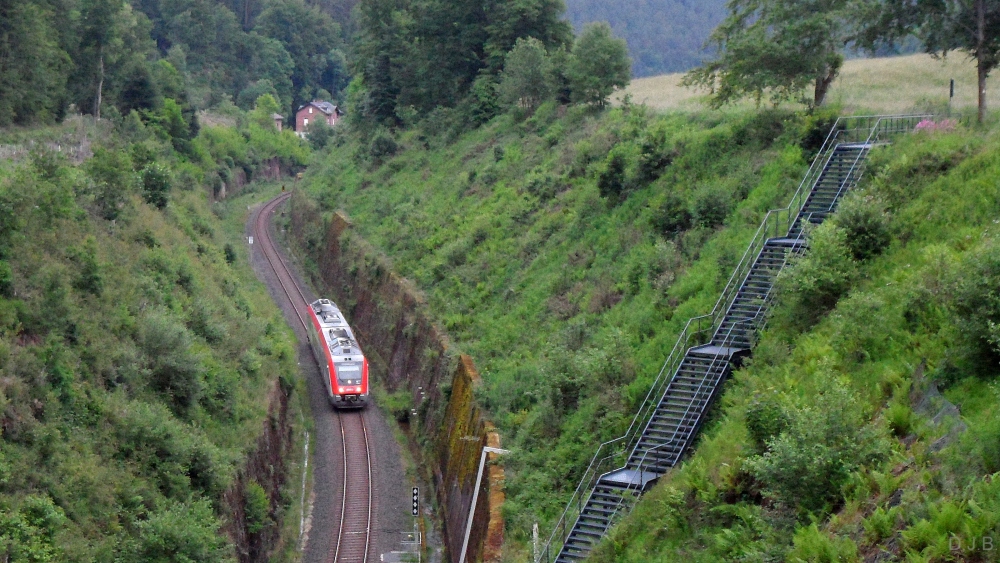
296,103,833,554
588,123,1000,561
0,116,306,561
296,98,1000,561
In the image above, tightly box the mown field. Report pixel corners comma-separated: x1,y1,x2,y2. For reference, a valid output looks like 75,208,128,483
622,53,1000,116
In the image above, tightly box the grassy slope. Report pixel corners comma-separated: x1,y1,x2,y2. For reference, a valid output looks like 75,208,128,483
299,103,834,556
0,119,302,560
591,127,1000,561
623,53,1000,117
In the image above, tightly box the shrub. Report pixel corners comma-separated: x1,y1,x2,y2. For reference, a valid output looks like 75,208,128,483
833,193,890,261
0,259,13,297
651,191,691,238
692,186,731,229
0,495,67,562
799,108,842,155
135,499,231,562
308,118,335,151
951,239,1000,369
69,236,102,296
597,150,628,202
745,380,889,515
368,130,398,163
140,163,172,210
224,243,237,265
86,148,136,220
244,481,271,535
744,396,790,453
776,222,856,327
140,312,204,412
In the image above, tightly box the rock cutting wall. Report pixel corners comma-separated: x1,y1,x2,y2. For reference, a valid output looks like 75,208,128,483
289,191,505,563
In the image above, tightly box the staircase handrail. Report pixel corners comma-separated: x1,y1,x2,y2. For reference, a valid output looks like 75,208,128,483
535,312,712,563
597,313,769,540
791,114,932,236
534,114,930,563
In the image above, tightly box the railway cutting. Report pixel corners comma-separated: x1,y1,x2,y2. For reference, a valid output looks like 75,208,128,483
251,193,374,563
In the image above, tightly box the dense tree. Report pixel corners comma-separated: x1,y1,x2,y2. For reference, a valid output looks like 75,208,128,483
482,0,572,70
76,0,127,117
255,0,344,110
857,0,1000,123
684,0,856,108
351,0,574,125
351,0,411,125
498,37,552,110
566,22,630,107
0,0,71,125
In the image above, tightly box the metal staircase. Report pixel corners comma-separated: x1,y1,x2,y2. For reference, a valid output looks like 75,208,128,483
538,115,931,563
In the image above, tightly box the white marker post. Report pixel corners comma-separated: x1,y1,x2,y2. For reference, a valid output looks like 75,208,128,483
459,446,510,563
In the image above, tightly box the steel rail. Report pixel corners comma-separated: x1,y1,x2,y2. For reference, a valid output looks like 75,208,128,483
252,192,374,563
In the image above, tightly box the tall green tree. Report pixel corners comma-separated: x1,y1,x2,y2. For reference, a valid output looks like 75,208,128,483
498,37,552,110
254,0,343,110
566,22,630,107
73,0,157,117
684,0,854,108
857,0,1000,123
0,0,71,125
77,0,124,117
351,0,411,125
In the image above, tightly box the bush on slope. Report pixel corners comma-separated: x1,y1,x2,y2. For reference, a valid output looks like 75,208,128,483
591,125,1000,561
297,103,842,554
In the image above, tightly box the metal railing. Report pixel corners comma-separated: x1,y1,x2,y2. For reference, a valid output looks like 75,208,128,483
534,114,932,563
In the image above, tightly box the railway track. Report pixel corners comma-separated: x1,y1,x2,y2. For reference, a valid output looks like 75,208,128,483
253,192,373,563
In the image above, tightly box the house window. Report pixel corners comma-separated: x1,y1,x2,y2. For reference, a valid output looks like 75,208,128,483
304,118,309,125
309,107,313,114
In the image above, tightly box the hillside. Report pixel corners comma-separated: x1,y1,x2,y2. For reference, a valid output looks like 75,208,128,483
564,0,726,77
590,120,1000,562
295,102,855,557
0,109,308,561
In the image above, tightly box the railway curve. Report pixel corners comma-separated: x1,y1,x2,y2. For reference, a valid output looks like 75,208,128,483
250,192,375,563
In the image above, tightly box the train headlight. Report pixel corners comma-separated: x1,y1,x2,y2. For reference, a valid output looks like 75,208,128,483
338,387,345,393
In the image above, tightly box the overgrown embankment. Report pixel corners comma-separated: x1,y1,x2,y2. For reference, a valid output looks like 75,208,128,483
0,111,309,561
287,199,505,563
587,122,1000,560
287,102,839,557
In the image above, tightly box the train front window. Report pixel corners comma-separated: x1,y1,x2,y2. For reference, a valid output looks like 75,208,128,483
335,363,361,385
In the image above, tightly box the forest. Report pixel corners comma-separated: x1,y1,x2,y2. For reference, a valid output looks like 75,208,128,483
564,0,726,77
4,0,1000,560
0,0,350,127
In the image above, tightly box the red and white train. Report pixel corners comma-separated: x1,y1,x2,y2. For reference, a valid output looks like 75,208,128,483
306,298,369,408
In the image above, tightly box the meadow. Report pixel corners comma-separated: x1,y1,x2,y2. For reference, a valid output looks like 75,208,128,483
622,53,1000,116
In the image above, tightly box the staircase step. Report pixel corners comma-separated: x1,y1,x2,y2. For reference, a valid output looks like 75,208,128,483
552,136,884,563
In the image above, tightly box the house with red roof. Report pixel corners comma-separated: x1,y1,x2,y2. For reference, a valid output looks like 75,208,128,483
295,100,342,137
